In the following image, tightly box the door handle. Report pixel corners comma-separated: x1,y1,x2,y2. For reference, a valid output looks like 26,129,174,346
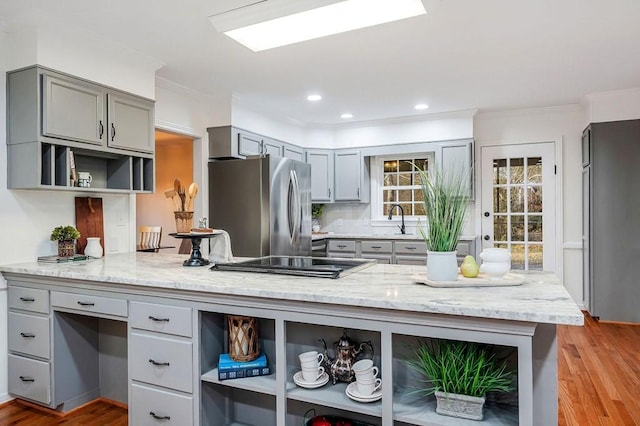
484,235,491,241
484,211,490,217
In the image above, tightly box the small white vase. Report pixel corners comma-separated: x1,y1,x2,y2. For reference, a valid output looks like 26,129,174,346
84,237,103,258
426,251,458,281
479,248,511,280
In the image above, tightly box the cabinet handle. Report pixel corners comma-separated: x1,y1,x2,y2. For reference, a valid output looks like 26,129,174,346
337,244,346,248
148,359,170,367
371,245,382,249
77,301,95,307
357,187,360,198
149,412,171,420
99,120,104,139
19,297,35,302
148,315,170,322
328,188,331,198
20,332,36,338
111,123,116,141
406,246,417,250
19,376,35,382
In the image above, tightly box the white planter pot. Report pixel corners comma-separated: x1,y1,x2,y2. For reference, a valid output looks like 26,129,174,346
426,251,458,281
435,390,485,421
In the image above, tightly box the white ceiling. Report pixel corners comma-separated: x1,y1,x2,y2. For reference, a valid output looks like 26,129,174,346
2,0,640,126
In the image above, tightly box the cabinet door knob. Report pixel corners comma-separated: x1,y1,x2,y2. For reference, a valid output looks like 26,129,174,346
148,316,170,322
149,412,171,420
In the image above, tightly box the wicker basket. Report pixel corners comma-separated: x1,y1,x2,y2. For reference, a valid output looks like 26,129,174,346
227,315,259,362
57,240,75,257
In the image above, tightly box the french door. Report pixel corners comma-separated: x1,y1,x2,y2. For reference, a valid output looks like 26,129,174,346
481,143,556,271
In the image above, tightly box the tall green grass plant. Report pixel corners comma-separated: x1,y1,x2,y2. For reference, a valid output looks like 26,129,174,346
414,164,469,252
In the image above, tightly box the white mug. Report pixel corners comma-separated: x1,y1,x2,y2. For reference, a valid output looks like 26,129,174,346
77,171,93,188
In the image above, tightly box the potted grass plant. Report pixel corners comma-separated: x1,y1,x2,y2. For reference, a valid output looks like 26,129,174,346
50,225,81,257
414,163,469,281
406,339,515,421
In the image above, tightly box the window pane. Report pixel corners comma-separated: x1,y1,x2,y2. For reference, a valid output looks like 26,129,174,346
528,216,543,241
493,159,507,184
398,189,412,202
510,186,524,213
527,157,542,183
528,186,542,212
414,189,424,202
510,244,525,270
528,244,543,270
494,215,508,241
511,215,525,241
414,158,429,171
383,174,396,186
384,161,397,173
383,189,395,202
383,204,392,216
494,187,507,213
399,160,413,172
398,173,412,186
414,203,425,215
510,158,524,184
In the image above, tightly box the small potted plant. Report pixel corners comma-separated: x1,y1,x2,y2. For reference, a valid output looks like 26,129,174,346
50,225,81,257
406,339,515,421
312,204,325,233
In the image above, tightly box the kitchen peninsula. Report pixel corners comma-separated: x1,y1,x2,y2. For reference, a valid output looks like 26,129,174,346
1,253,583,426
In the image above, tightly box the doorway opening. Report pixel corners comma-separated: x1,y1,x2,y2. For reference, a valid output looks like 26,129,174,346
136,130,194,254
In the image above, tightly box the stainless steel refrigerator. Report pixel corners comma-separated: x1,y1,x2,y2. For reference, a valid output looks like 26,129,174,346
209,155,312,257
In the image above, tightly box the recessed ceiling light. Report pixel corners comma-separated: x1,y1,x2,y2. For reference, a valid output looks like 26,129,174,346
415,103,430,110
220,0,427,52
341,113,353,119
307,94,322,101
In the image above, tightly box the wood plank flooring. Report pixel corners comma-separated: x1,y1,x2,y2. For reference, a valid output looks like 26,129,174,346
0,312,638,425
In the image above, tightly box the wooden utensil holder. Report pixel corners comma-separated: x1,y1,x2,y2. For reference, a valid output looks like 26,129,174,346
174,211,194,233
227,315,259,362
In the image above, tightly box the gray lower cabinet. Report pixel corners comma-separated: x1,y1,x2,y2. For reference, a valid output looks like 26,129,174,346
7,66,155,192
360,240,393,264
8,354,51,405
130,383,194,425
326,239,356,258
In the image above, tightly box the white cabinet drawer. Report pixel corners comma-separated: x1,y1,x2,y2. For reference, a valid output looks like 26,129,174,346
51,291,128,317
130,302,192,337
361,241,393,253
327,240,356,252
130,332,193,393
130,383,193,426
9,286,49,314
395,241,427,255
8,312,50,359
8,354,51,405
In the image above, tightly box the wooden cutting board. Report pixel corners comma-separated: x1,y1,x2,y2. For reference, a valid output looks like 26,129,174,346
75,197,104,254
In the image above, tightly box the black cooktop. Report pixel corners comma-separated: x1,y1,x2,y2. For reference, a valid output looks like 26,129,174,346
210,256,375,279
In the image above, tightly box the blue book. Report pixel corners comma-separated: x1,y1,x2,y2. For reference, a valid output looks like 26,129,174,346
218,365,271,381
218,353,267,370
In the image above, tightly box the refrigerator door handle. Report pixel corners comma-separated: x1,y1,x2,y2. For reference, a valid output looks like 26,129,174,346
288,169,301,245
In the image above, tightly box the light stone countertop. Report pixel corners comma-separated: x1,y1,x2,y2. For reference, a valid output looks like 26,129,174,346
312,233,477,241
0,252,583,326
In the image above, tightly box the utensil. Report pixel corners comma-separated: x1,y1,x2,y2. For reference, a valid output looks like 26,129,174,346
174,178,186,211
164,188,182,211
187,182,198,211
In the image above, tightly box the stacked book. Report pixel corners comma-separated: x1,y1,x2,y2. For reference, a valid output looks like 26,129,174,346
218,353,270,381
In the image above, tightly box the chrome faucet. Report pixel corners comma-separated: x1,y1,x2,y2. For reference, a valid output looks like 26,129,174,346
387,204,406,234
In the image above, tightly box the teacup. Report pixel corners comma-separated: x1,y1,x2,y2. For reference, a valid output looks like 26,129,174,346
356,377,382,396
352,359,379,381
298,351,325,382
301,365,325,382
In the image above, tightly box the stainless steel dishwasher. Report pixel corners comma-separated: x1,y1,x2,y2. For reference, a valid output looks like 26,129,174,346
311,238,327,257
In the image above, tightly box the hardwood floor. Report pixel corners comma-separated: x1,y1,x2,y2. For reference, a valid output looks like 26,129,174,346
0,312,638,425
558,313,640,425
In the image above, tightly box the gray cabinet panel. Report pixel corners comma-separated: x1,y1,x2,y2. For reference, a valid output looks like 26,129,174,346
130,301,193,337
107,92,154,153
306,149,333,201
8,286,50,314
9,313,50,359
283,144,304,161
51,291,128,317
8,354,51,405
263,138,282,156
440,140,473,199
334,150,361,201
130,383,194,426
42,74,105,146
238,132,263,156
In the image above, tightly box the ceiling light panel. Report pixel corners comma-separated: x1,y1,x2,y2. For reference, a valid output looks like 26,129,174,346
220,0,427,52
307,94,322,101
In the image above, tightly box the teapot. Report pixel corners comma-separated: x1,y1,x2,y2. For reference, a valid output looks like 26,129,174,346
319,329,374,384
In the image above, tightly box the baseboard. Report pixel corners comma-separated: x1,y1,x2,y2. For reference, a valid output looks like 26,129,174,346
0,395,15,407
13,396,127,417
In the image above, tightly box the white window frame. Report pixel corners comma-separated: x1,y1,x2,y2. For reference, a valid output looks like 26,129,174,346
370,152,435,227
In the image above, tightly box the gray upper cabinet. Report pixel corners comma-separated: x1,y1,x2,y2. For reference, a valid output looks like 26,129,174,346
334,149,369,202
306,149,333,202
439,140,474,199
238,131,264,156
42,74,105,146
107,92,154,153
283,143,304,161
262,137,283,157
6,66,155,192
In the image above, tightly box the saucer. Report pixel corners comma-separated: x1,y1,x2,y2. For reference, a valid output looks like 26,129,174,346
293,370,329,389
345,382,382,402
